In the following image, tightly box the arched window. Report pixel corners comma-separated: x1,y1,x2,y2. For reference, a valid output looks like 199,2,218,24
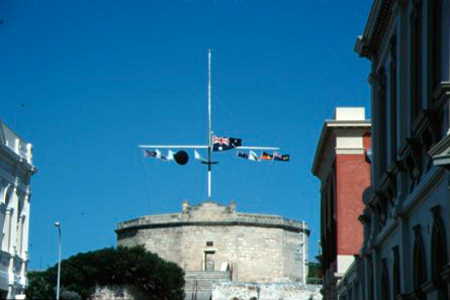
3,186,12,207
413,225,427,299
431,206,449,299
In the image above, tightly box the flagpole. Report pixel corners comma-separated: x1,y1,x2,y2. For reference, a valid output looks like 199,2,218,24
207,49,212,201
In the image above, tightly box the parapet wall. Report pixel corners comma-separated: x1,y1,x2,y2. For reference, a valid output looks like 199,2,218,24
117,201,309,234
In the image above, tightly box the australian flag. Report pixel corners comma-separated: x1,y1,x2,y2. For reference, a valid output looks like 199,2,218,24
212,135,242,151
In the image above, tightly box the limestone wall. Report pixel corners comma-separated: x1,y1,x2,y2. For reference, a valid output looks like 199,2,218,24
212,282,323,300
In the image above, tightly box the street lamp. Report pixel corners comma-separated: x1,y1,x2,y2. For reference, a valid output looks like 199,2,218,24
54,221,61,300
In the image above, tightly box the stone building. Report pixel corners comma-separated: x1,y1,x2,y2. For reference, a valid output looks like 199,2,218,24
116,201,318,300
311,107,372,300
0,120,36,299
334,0,450,299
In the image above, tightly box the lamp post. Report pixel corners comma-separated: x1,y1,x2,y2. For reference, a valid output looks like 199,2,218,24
54,221,61,300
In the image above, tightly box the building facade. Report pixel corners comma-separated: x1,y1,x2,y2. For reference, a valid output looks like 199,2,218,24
116,201,315,300
311,107,372,300
0,121,36,299
336,0,450,299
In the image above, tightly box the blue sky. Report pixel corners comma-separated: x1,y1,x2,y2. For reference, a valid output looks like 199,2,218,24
1,0,372,270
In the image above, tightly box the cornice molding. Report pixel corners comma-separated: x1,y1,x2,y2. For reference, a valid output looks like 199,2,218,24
428,134,450,169
355,0,395,59
432,81,450,100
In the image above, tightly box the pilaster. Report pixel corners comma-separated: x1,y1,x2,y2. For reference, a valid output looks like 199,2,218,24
8,189,18,255
21,195,30,260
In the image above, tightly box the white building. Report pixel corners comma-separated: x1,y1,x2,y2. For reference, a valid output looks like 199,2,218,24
0,120,36,299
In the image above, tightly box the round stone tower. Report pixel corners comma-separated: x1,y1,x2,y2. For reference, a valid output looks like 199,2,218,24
116,201,309,280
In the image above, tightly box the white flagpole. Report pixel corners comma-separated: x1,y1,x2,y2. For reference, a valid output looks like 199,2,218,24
207,49,213,201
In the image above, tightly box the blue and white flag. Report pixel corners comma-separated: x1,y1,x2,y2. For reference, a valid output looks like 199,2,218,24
194,150,205,161
167,150,175,161
249,151,259,161
237,151,260,162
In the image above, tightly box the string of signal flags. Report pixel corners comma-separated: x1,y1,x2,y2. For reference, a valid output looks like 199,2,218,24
143,135,290,165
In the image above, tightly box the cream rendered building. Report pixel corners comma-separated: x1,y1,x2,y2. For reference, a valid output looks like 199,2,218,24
0,121,36,299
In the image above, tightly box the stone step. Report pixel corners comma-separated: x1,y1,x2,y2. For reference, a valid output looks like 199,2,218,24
185,271,231,280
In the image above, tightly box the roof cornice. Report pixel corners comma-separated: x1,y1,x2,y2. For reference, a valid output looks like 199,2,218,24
311,120,371,177
355,0,396,59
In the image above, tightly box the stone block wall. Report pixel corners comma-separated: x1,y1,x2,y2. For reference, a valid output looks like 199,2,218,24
117,202,309,283
212,282,323,300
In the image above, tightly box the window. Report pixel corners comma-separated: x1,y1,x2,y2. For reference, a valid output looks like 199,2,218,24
431,0,443,90
4,186,11,207
378,68,388,177
392,246,401,297
206,241,213,247
411,0,423,125
431,207,449,300
389,37,398,161
412,225,427,298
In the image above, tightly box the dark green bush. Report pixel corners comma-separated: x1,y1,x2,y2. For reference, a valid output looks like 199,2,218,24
26,245,185,300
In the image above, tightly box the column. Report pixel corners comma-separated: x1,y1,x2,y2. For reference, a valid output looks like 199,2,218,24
19,195,30,287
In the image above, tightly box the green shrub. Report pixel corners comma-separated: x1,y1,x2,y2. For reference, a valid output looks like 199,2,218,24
26,245,185,300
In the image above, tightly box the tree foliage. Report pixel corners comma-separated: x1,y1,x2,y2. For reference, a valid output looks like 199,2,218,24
308,261,322,279
26,246,185,300
307,261,323,285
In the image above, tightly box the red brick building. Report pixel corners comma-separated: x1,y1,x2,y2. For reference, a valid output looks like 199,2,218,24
311,107,371,300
